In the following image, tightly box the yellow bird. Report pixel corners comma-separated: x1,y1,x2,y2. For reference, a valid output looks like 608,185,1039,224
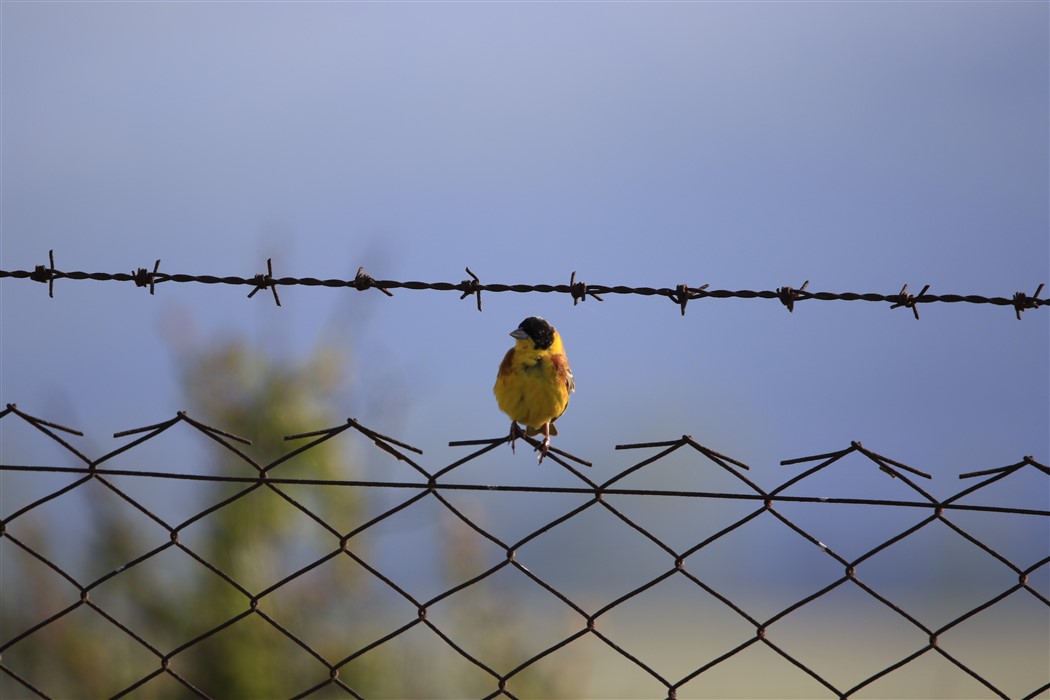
494,317,574,456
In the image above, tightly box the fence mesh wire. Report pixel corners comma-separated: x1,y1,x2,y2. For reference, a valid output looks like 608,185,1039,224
1,403,1047,699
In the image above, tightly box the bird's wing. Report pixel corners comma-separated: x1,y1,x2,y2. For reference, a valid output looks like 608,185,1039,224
551,354,574,393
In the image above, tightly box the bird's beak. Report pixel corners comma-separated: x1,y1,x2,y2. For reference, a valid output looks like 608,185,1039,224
510,328,529,340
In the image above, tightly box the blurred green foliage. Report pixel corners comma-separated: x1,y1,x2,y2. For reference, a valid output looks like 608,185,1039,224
1,339,579,698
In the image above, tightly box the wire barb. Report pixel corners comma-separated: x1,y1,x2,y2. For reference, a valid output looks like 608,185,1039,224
777,280,810,313
1012,283,1045,320
132,259,162,295
459,267,483,311
246,258,281,306
353,266,394,297
890,283,929,320
569,270,603,305
29,249,57,298
672,284,699,316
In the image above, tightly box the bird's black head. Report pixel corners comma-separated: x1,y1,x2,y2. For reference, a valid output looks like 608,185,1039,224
513,316,556,350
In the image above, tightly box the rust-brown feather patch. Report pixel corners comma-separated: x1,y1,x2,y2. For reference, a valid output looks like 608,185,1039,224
497,347,516,380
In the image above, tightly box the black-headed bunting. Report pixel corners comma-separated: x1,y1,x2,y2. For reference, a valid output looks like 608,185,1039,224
494,317,574,460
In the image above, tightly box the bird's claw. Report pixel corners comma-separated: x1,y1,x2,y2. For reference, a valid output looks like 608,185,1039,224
508,422,523,454
536,436,550,464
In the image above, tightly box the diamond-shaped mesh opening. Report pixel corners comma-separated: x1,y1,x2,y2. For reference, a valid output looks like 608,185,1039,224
1,526,81,637
113,670,204,700
87,544,247,653
565,631,675,699
173,484,341,594
426,565,585,672
849,650,1007,700
680,508,844,622
596,571,756,683
4,477,170,584
267,440,362,481
514,501,671,607
938,591,1050,699
766,581,928,691
771,500,935,562
436,488,595,548
599,491,763,556
170,611,334,698
857,516,1025,629
2,603,160,698
273,480,370,535
256,549,393,662
345,492,507,603
939,507,1049,570
1,470,86,523
99,472,247,531
502,638,592,699
337,620,498,699
674,642,837,699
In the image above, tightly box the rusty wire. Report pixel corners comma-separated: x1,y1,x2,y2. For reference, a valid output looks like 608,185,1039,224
2,251,1047,318
2,405,1050,700
1,403,1047,699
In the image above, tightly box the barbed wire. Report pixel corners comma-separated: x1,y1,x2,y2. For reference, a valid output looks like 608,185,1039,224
1,403,1047,699
2,251,1046,318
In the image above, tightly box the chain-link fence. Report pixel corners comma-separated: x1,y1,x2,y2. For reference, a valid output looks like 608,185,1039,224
1,403,1047,699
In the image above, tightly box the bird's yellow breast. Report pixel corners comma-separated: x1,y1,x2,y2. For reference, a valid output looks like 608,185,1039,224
493,339,571,431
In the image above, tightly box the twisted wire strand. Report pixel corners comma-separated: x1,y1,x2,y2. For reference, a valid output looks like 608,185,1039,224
3,253,1046,317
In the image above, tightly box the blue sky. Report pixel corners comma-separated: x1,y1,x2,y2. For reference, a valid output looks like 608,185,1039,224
1,2,1048,694
3,1,1045,472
